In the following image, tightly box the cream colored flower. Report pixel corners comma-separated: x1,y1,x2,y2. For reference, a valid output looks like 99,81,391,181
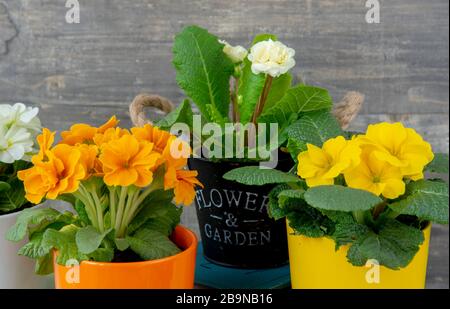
247,39,295,77
219,39,248,64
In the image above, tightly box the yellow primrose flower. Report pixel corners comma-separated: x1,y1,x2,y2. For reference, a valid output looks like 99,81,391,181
345,150,405,199
357,122,434,180
297,136,361,187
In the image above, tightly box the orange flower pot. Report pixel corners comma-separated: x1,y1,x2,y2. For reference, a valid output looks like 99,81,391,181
53,225,197,289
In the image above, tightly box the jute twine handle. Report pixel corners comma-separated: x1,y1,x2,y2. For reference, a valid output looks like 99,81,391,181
129,91,364,129
129,93,174,127
333,91,365,129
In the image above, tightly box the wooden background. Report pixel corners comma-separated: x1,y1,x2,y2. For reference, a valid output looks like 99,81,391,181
1,0,448,288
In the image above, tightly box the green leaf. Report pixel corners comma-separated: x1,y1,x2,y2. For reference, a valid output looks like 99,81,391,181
173,25,234,121
286,138,307,164
0,181,11,192
237,59,266,123
425,153,449,173
278,189,305,207
223,166,300,185
322,210,369,250
126,228,181,260
304,185,383,212
287,204,332,238
114,238,130,251
87,248,114,262
140,204,182,236
75,226,111,254
6,208,74,242
157,99,193,130
258,85,333,126
286,111,343,147
34,254,53,275
41,225,87,266
267,184,291,220
252,33,277,45
74,199,91,226
263,73,293,112
388,180,449,224
127,189,174,234
0,178,28,213
347,220,424,270
18,231,50,259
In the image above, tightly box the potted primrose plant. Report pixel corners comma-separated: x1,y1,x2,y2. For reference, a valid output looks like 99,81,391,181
141,25,343,268
0,103,54,288
225,119,449,288
6,116,202,289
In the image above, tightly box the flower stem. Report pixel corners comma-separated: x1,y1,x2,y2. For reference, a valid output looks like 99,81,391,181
109,186,117,228
90,189,105,233
114,186,128,236
251,75,273,124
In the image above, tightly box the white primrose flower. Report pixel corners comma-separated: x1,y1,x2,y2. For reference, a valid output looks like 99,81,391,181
0,103,42,163
0,126,34,164
247,39,295,77
219,39,248,64
0,103,41,132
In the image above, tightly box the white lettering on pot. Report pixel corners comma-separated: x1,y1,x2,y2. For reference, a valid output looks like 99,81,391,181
203,224,272,247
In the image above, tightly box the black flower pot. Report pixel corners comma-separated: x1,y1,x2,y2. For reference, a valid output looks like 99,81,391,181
188,152,293,269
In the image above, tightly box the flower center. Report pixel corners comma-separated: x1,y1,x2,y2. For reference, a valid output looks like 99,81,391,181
373,176,381,183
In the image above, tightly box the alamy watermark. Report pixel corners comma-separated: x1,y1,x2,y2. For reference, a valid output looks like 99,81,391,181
365,0,380,24
65,0,80,24
169,116,279,169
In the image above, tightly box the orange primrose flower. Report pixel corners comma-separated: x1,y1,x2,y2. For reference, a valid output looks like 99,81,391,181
99,134,161,187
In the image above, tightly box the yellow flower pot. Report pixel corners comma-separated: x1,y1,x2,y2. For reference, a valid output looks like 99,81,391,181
287,222,431,289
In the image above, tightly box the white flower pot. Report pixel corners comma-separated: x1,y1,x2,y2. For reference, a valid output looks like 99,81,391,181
0,201,71,289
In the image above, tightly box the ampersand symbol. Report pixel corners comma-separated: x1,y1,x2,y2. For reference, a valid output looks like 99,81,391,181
225,212,238,228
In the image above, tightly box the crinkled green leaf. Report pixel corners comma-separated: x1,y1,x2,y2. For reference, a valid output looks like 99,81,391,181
41,225,87,266
425,153,449,173
267,184,291,220
287,204,332,238
258,85,333,126
6,208,75,242
286,111,343,147
139,204,182,237
34,254,53,275
173,25,234,121
126,228,181,260
87,247,114,262
322,210,369,250
224,166,300,185
286,138,307,164
75,226,111,254
388,180,449,224
305,185,383,212
346,220,424,270
127,189,173,234
18,231,49,259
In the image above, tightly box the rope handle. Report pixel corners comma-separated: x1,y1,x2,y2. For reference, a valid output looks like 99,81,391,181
129,91,364,129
